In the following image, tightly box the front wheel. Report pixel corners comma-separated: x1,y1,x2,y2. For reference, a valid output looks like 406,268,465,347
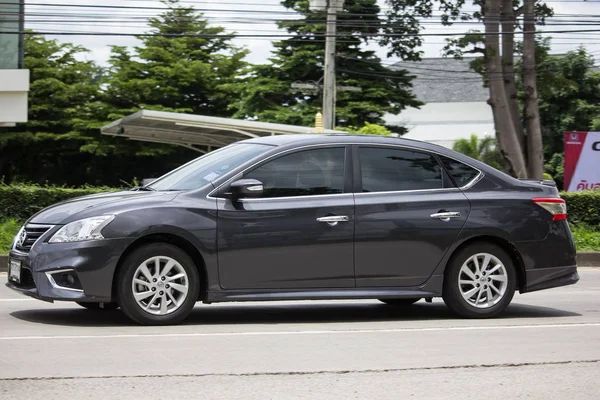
442,242,517,318
117,243,200,325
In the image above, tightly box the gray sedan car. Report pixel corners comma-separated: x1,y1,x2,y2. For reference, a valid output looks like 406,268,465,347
7,134,578,325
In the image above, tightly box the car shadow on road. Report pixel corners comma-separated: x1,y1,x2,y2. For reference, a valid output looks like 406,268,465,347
9,300,581,327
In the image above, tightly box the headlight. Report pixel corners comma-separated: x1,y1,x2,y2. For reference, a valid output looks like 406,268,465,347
12,226,25,249
49,216,115,243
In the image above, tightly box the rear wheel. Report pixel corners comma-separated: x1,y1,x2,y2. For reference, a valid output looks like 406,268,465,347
76,301,119,311
443,242,516,318
117,243,200,325
378,298,420,306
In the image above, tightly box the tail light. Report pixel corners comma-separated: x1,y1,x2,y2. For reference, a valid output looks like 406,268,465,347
532,198,567,221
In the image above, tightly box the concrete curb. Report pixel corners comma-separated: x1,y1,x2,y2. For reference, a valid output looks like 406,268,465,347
1,252,599,274
576,252,600,267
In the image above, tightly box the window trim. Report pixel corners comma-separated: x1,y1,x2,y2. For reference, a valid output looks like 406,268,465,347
208,144,351,200
436,153,483,190
352,144,483,194
207,142,483,200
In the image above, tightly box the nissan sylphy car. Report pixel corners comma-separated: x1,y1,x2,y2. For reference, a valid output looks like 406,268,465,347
7,134,578,325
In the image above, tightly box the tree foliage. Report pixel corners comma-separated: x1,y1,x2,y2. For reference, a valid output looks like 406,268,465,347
0,0,250,186
452,134,504,170
105,0,248,119
535,43,600,157
0,34,103,184
341,122,392,136
93,0,248,157
230,0,421,131
386,0,553,179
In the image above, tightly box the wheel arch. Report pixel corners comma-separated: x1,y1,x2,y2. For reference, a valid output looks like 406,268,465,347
111,233,208,301
444,235,526,292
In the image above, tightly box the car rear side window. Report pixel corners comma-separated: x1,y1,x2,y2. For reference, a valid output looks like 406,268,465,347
359,147,442,192
438,155,480,187
245,147,346,198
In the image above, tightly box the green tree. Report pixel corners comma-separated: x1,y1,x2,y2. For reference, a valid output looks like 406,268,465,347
544,152,564,188
229,0,421,131
346,122,392,136
535,44,600,159
71,0,250,184
0,34,102,184
104,0,248,119
386,0,554,179
452,134,504,170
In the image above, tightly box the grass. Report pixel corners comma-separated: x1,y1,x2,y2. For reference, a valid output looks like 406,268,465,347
0,219,21,254
570,224,600,252
0,219,598,254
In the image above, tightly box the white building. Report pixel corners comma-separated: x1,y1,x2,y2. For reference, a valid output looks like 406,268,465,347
0,0,29,127
385,57,494,149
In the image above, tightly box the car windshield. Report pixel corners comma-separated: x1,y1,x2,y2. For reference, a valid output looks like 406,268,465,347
147,143,272,191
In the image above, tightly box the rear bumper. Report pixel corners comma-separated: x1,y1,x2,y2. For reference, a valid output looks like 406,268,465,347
522,265,579,293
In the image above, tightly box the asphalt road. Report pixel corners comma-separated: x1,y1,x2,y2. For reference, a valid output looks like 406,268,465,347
1,269,599,399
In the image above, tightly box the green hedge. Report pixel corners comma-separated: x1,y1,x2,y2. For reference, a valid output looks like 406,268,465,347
0,184,598,227
561,190,600,227
0,184,120,222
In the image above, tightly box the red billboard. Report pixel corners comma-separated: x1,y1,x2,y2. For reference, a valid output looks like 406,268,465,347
564,131,600,191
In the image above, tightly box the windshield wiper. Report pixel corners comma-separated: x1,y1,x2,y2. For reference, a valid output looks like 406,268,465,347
130,186,156,192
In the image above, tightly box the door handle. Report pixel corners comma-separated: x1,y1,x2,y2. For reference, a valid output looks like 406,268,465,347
317,215,350,226
430,211,461,222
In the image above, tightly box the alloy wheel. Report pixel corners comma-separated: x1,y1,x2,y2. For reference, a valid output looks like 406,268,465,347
458,253,508,309
131,256,189,316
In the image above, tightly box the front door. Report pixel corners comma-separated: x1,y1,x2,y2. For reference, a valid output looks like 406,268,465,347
353,145,471,287
216,146,355,290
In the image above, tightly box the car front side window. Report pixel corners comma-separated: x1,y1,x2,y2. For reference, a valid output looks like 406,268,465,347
244,147,346,198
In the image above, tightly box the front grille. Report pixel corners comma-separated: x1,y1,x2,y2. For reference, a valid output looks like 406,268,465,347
14,225,53,253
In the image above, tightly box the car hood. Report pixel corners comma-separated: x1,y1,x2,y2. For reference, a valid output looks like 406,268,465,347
28,190,181,225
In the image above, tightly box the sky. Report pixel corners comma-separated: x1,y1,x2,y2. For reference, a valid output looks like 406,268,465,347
20,0,600,66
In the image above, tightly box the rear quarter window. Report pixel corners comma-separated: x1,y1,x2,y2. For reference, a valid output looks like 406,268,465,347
439,156,480,187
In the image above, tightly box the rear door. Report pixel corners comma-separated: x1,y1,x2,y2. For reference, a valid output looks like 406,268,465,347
353,145,471,287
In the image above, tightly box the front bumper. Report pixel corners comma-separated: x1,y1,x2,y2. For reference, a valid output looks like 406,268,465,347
6,238,131,302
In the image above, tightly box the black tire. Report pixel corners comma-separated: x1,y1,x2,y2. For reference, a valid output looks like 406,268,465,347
442,242,517,319
378,298,420,306
117,243,200,326
76,301,119,311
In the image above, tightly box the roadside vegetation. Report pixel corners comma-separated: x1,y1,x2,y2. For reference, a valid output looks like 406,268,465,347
571,225,600,252
0,219,20,254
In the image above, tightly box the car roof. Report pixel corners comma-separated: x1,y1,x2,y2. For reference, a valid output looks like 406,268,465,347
244,133,437,149
242,133,467,158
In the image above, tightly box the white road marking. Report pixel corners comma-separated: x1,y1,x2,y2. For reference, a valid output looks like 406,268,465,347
0,322,599,341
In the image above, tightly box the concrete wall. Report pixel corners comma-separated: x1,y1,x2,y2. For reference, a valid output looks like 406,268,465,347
0,69,29,126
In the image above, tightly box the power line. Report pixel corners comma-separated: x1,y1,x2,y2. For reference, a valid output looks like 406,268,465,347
4,28,600,38
6,2,600,19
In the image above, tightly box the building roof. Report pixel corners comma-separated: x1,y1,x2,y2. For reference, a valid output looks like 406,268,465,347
100,110,342,152
391,57,488,103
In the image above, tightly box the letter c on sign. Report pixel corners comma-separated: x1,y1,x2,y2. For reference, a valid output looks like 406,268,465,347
593,141,600,151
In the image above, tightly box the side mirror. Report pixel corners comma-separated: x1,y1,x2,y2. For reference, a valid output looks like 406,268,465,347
229,179,264,199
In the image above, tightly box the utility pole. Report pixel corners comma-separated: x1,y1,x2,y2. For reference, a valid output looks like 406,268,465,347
310,0,344,130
